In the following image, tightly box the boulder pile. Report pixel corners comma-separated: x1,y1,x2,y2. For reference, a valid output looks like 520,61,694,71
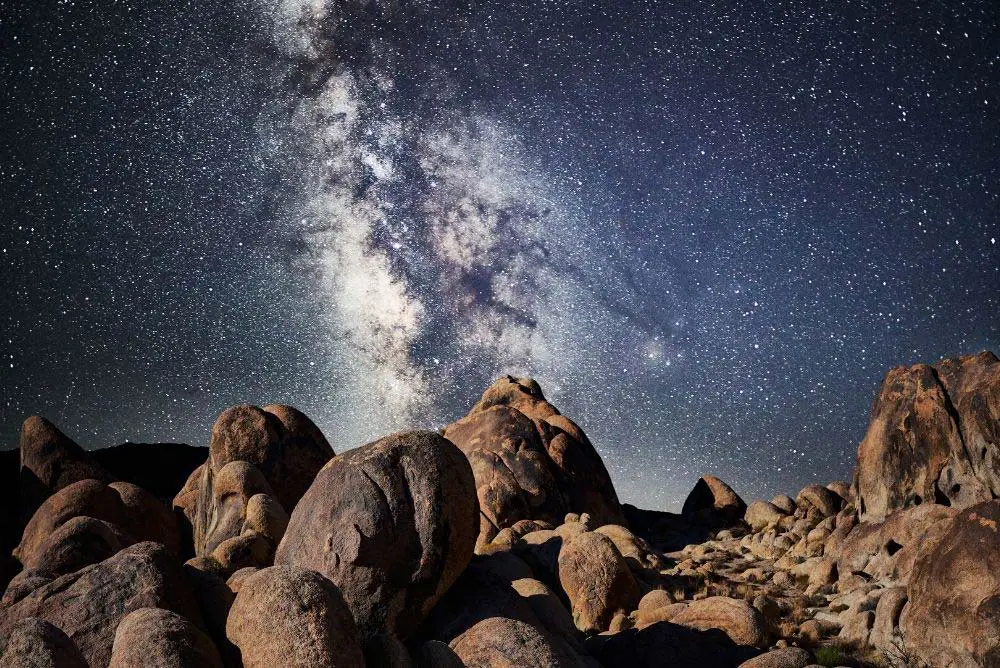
0,354,998,667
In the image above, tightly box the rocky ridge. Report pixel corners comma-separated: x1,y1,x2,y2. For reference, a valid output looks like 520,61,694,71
0,354,997,667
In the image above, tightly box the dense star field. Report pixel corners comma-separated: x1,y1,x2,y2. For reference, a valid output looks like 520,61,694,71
2,0,997,510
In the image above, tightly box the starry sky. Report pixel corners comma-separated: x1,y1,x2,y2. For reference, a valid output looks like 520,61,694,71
2,0,998,510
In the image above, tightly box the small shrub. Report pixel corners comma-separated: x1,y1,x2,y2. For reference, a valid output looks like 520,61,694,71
815,644,847,667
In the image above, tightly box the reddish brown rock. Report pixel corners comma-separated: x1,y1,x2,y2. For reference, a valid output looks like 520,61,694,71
795,484,843,517
192,460,276,558
203,404,333,513
901,500,1000,667
833,503,956,586
0,617,87,668
557,530,641,633
276,430,478,643
443,376,625,548
109,608,222,668
15,479,179,568
18,417,114,519
23,516,135,580
0,542,201,668
853,356,999,522
670,596,765,648
682,475,747,525
745,500,786,532
737,647,811,668
418,552,593,666
225,566,364,668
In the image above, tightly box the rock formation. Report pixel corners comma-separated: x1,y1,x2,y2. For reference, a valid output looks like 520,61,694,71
443,376,626,549
0,357,997,666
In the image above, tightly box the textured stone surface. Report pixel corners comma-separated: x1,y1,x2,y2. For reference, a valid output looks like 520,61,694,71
557,530,641,633
0,617,87,668
276,430,478,642
109,608,222,668
226,566,364,668
853,354,1000,522
901,500,1000,667
443,376,624,548
0,542,201,668
682,475,747,525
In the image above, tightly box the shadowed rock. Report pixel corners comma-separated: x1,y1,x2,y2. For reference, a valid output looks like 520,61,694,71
276,430,478,643
557,530,641,633
0,542,202,668
682,475,747,526
0,617,87,668
18,417,114,521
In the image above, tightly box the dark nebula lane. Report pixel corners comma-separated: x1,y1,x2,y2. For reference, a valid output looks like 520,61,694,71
2,0,998,510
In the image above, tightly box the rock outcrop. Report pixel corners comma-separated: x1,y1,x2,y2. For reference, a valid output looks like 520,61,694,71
443,376,625,548
854,352,1000,522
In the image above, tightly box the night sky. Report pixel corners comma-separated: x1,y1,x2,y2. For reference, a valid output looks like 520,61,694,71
2,0,998,510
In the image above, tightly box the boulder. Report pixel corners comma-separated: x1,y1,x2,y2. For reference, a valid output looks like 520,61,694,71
418,553,592,666
670,596,765,648
0,617,88,668
225,566,364,668
22,516,135,580
0,542,201,668
276,430,478,642
557,530,641,633
585,621,756,667
738,647,811,668
901,500,1000,667
770,495,796,515
795,484,843,517
833,503,956,586
15,479,180,567
204,404,333,512
18,417,114,519
449,617,593,668
869,586,907,651
853,356,999,522
443,376,625,548
109,608,222,668
745,500,786,532
681,475,747,525
594,524,664,571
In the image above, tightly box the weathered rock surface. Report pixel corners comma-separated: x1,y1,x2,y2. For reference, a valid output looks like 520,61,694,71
854,353,1000,522
0,542,201,668
557,530,641,633
225,565,364,668
15,479,179,568
443,376,625,548
276,430,478,643
0,617,88,668
670,596,766,648
901,500,1000,667
745,500,786,532
109,608,222,668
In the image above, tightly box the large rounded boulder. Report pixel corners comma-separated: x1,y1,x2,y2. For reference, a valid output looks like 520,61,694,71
18,417,114,519
681,475,747,526
443,376,625,548
109,608,222,668
276,430,479,642
557,530,641,633
225,565,364,668
901,500,1000,666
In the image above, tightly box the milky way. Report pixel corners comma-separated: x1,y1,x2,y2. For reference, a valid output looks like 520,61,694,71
2,0,998,509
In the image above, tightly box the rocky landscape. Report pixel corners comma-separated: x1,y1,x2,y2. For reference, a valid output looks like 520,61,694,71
1,351,999,667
